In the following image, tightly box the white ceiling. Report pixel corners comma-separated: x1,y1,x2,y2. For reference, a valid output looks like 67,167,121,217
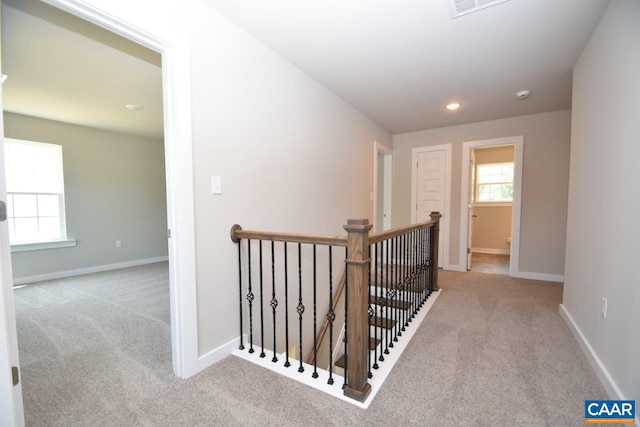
1,0,609,138
203,0,609,133
1,0,163,139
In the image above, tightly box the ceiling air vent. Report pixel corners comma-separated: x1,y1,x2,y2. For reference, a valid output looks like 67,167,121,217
449,0,511,18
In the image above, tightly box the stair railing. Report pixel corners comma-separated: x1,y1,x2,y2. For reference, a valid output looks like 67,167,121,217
230,212,440,402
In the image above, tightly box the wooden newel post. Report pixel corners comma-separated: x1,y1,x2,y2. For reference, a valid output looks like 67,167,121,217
429,212,442,291
343,219,373,402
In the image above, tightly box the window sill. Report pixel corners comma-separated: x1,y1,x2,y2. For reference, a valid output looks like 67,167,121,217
11,239,77,253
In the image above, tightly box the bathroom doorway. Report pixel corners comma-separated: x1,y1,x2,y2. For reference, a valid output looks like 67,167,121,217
469,145,514,274
460,136,523,275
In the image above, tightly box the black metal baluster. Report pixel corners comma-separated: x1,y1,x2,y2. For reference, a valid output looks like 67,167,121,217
328,246,335,385
247,240,255,354
270,241,278,363
259,241,266,358
284,242,291,368
343,246,348,389
415,229,420,316
411,230,416,316
422,227,428,304
238,240,245,350
367,244,373,379
429,224,435,293
388,236,395,349
373,242,379,370
312,245,319,379
389,237,399,347
398,233,408,336
297,244,305,373
383,238,390,356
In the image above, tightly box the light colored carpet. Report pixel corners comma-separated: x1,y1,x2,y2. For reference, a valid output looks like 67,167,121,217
14,265,607,426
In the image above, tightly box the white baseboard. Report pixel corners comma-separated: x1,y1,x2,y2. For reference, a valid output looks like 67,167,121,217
559,304,634,410
194,335,243,375
12,256,169,285
472,248,510,255
511,271,564,283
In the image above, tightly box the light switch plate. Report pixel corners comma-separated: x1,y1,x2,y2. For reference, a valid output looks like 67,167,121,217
211,176,222,195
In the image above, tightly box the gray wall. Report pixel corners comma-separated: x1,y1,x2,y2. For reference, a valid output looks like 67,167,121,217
392,110,571,276
5,112,168,280
472,145,514,253
563,0,640,403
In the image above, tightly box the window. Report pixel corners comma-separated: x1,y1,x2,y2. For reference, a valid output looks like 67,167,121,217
4,138,69,246
475,162,514,203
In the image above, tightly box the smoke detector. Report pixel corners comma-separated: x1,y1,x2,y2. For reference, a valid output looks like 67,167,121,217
449,0,511,18
516,90,531,100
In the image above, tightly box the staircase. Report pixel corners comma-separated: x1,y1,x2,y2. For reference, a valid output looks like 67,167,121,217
334,275,434,371
231,212,441,404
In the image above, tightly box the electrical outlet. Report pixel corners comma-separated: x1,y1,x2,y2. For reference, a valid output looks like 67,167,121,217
601,297,607,319
116,240,122,248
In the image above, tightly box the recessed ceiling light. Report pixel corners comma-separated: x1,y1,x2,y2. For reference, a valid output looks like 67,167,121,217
125,104,144,111
516,90,531,100
446,103,461,111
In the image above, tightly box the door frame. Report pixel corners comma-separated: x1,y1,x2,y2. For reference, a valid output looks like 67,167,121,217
48,0,198,378
411,144,452,268
1,0,199,385
373,141,392,232
459,136,523,275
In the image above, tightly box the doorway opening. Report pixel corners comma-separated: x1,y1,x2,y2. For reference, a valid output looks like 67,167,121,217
460,136,523,275
373,142,392,232
468,145,514,275
2,0,171,422
0,0,197,423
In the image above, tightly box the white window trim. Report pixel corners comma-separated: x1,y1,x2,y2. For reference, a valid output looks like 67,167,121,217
474,161,514,205
4,138,69,245
11,239,77,253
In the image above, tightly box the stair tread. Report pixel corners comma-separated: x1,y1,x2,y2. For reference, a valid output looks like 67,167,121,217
369,295,412,310
335,337,383,369
370,316,396,329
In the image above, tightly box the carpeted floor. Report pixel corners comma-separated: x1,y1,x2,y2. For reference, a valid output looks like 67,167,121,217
14,265,608,426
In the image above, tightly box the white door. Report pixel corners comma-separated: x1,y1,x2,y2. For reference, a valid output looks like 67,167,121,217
415,150,446,267
0,73,26,427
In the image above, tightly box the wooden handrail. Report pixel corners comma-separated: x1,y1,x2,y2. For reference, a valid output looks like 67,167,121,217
305,271,346,365
230,224,347,247
369,219,438,245
230,212,440,403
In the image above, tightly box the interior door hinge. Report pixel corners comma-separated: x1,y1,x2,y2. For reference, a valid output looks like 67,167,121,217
0,201,6,221
467,248,471,254
167,229,171,239
12,366,19,386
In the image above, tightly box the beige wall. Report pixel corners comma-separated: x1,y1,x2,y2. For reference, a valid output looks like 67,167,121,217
126,1,392,356
472,206,512,253
563,0,640,402
392,110,571,276
5,113,168,280
471,145,514,253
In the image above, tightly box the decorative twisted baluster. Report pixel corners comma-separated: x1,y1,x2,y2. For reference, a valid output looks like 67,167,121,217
284,242,291,368
270,241,278,363
297,243,305,373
